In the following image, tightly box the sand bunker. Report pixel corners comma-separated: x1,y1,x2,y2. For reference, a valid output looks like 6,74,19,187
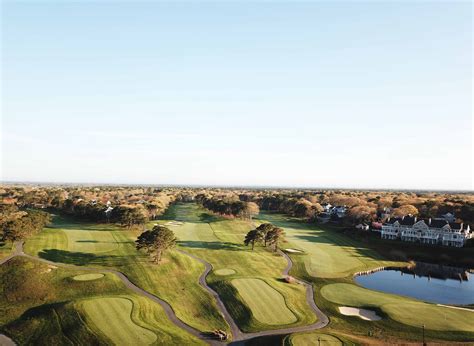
215,269,236,276
338,306,381,321
73,273,105,281
164,221,184,227
285,248,303,253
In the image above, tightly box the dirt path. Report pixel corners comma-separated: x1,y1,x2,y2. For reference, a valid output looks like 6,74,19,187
2,242,329,345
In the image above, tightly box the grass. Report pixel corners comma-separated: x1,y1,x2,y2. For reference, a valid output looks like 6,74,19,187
256,211,474,343
285,332,349,345
321,283,474,332
256,212,400,278
158,203,318,332
0,241,14,260
232,278,297,325
81,297,157,345
24,214,228,333
72,273,105,281
0,256,203,345
214,268,236,275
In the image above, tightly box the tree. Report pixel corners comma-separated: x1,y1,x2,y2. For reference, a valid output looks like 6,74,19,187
116,205,147,228
244,229,263,250
257,223,275,246
265,227,285,252
136,225,177,264
392,204,419,217
1,209,51,242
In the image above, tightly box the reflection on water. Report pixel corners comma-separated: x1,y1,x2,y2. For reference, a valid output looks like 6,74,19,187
355,262,474,305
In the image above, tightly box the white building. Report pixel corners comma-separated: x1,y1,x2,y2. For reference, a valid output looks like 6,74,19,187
381,216,471,247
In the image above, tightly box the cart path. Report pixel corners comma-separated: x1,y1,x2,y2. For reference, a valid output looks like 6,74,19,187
0,242,222,345
176,248,329,342
1,242,329,344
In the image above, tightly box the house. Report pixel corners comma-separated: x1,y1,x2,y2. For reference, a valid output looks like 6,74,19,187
441,212,455,223
321,203,332,213
317,212,331,223
331,205,347,218
356,223,369,231
381,215,471,247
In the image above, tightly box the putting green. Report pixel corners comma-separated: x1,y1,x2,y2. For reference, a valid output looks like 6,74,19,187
66,229,118,253
232,278,296,325
72,273,105,281
214,269,236,276
81,297,157,345
321,283,474,332
289,332,344,345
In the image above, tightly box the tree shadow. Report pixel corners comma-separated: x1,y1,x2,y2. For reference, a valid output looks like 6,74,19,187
37,249,122,266
177,241,242,251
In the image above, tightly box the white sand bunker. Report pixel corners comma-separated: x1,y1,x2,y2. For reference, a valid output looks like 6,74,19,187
215,269,236,276
338,307,381,321
284,248,303,253
73,273,105,281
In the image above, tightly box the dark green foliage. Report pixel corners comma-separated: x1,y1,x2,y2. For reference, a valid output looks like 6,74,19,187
136,225,177,263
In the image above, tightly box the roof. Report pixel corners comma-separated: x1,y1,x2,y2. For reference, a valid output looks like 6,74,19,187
385,217,403,225
400,216,417,226
449,222,463,231
428,219,449,228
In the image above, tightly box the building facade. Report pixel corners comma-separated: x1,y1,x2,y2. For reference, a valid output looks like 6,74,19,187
381,216,471,247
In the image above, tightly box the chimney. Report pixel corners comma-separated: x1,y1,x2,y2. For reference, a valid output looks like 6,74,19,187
428,218,431,225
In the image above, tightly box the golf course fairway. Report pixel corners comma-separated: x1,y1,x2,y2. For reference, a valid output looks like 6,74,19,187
232,278,297,325
81,297,157,345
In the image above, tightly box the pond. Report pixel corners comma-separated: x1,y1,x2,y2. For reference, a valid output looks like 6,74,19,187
355,263,474,306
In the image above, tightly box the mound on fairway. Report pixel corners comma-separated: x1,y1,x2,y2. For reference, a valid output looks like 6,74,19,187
232,278,296,325
81,297,157,345
214,269,236,276
72,273,104,281
338,306,381,321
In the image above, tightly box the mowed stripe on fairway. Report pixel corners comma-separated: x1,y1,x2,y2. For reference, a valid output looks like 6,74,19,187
81,297,157,345
232,278,297,325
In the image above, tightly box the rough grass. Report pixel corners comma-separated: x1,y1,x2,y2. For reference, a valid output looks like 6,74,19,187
72,273,104,281
23,215,228,333
0,241,14,260
321,283,474,332
256,212,400,278
0,257,204,345
81,297,157,345
232,278,297,325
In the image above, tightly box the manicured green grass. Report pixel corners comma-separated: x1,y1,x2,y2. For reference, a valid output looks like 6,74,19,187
256,212,400,278
24,215,228,333
72,273,105,281
321,283,474,332
0,257,204,345
81,297,157,345
232,278,297,325
159,203,317,332
286,332,347,345
215,268,236,276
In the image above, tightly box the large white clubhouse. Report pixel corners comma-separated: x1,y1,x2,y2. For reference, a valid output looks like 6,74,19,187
381,216,471,247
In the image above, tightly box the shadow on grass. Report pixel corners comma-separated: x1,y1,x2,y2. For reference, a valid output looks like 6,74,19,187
38,249,123,266
178,240,242,251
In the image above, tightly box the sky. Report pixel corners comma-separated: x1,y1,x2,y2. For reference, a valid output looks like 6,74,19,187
1,1,472,190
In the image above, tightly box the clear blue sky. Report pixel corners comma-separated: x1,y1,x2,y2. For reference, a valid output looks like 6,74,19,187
1,1,472,190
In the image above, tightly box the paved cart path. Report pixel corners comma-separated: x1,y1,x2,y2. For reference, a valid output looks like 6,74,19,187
1,242,329,344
